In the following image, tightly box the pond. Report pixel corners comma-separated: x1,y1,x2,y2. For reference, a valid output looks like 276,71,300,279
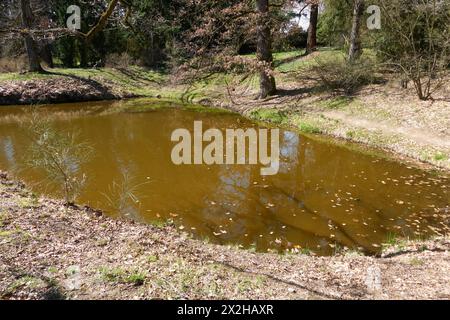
0,100,448,255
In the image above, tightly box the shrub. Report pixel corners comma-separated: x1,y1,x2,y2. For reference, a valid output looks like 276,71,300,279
21,112,93,205
373,0,450,100
312,56,379,95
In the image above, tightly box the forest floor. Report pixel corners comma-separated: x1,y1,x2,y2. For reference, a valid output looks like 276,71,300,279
1,49,449,171
1,171,449,300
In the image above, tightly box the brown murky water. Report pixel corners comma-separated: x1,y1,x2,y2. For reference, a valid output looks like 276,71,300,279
0,100,449,255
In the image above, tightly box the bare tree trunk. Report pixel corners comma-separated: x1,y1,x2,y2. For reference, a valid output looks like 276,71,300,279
306,3,319,54
256,0,276,99
20,0,43,72
348,0,365,62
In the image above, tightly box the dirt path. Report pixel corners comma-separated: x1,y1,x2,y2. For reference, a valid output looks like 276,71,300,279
323,110,450,149
1,172,449,300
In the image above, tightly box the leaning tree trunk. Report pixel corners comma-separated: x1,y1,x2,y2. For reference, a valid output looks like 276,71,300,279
20,0,43,72
256,0,276,99
348,0,365,62
306,3,319,54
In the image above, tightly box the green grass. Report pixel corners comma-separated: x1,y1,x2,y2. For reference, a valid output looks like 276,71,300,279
148,219,174,228
183,104,234,114
147,255,159,263
0,211,6,228
0,72,45,82
0,230,14,238
434,152,448,161
409,257,425,266
297,121,321,134
0,66,172,98
5,276,47,295
0,48,375,105
17,196,39,209
319,96,353,110
249,108,287,124
99,267,147,286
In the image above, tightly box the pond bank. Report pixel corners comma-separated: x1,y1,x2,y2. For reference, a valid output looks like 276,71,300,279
1,62,449,172
0,67,165,105
1,171,449,300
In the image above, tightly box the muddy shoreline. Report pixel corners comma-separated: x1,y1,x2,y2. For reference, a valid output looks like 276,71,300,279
1,171,449,300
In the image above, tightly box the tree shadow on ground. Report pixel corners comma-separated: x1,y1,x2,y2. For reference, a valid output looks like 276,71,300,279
214,260,365,299
45,70,119,99
273,53,306,68
114,67,164,85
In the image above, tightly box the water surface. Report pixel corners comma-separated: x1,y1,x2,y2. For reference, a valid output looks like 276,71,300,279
0,100,448,255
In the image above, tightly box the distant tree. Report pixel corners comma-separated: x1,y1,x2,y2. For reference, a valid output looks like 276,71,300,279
20,0,44,72
317,0,352,47
2,0,131,70
256,0,276,98
374,0,450,100
306,1,319,54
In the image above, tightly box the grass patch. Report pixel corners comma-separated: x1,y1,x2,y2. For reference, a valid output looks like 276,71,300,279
104,98,231,115
382,233,409,252
149,219,173,228
0,211,7,228
183,104,233,114
16,196,39,209
0,67,174,99
319,96,353,110
298,121,321,134
0,230,14,238
0,72,56,82
249,108,287,124
434,152,448,161
5,276,47,296
236,275,267,294
147,255,159,263
99,267,147,286
409,257,425,266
